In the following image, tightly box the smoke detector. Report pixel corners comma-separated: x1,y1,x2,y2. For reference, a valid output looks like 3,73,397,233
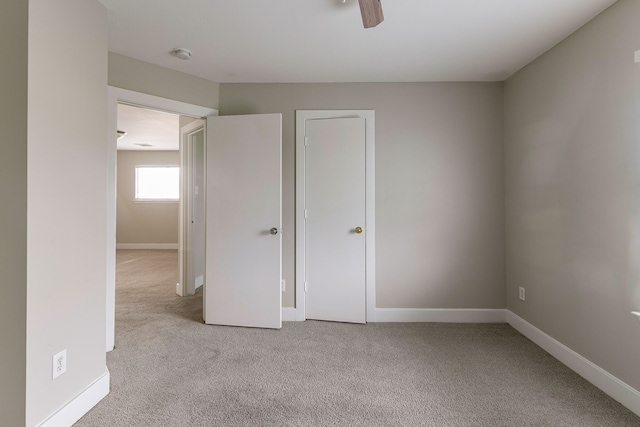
171,48,192,60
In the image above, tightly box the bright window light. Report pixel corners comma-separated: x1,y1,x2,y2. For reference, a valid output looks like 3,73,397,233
135,166,179,201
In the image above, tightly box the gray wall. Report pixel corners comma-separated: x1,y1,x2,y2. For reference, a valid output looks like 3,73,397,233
109,52,220,109
220,83,505,309
25,1,108,425
117,151,180,245
0,1,28,425
505,0,640,392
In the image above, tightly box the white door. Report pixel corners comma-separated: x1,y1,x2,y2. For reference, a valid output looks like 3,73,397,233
205,114,282,329
305,118,366,323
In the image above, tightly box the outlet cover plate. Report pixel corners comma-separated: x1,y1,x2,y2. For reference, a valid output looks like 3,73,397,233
52,349,67,380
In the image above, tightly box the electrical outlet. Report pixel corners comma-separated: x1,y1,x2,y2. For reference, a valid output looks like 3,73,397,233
519,287,526,301
52,349,67,380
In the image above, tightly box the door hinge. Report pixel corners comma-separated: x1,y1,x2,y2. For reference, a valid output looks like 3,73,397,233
304,282,308,292
304,209,308,219
304,136,308,147
281,279,286,292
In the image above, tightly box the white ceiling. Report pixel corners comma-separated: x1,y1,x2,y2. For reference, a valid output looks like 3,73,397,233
117,104,179,151
99,0,617,83
110,0,617,150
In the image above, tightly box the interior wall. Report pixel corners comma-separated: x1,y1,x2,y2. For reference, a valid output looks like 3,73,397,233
109,52,220,109
0,1,28,425
505,0,640,392
220,82,505,309
117,151,180,245
26,0,108,425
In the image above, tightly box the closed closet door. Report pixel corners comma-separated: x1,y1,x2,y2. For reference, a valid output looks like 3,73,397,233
305,117,366,324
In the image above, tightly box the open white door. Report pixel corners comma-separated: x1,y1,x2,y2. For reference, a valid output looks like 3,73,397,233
204,114,282,329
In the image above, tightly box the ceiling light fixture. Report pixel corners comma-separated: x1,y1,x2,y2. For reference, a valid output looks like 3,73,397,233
171,48,192,60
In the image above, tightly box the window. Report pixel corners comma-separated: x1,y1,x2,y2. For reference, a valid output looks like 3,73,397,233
135,166,179,201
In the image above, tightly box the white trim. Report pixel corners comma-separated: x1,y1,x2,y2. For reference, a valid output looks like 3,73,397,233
280,307,308,321
37,370,109,427
116,243,179,250
507,311,640,417
132,200,179,204
106,89,117,352
375,308,507,323
110,87,217,118
179,119,207,297
295,307,306,321
107,86,219,351
282,307,298,322
295,110,376,322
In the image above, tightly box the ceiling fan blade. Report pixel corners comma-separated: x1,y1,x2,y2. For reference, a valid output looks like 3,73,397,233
358,0,384,28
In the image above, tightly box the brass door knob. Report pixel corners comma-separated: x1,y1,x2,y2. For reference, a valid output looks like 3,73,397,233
355,227,363,234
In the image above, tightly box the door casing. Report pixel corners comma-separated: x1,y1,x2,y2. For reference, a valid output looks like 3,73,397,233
295,110,376,322
178,119,206,297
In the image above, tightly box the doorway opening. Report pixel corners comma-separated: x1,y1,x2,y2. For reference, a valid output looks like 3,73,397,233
113,104,201,338
106,87,218,351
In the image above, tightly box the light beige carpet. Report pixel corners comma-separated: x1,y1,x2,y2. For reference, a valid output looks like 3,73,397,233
75,249,640,426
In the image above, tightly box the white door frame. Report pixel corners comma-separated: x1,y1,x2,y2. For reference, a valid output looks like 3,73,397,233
295,110,376,322
178,119,206,297
107,86,217,351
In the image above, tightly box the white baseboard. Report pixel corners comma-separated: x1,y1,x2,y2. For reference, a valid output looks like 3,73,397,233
282,307,298,322
37,369,109,427
282,308,507,323
116,243,178,250
507,311,640,418
374,308,507,323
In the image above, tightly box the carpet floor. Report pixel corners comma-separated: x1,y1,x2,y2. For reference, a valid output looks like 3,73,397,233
75,249,640,426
